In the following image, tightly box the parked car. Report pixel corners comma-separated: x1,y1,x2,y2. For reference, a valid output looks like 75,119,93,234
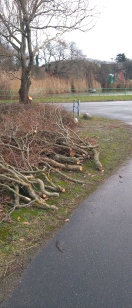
89,88,97,93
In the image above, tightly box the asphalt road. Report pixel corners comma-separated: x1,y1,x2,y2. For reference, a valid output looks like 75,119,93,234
1,101,132,308
1,161,132,308
62,100,132,125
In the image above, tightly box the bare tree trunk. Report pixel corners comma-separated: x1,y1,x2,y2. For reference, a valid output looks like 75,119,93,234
18,16,33,104
19,69,31,104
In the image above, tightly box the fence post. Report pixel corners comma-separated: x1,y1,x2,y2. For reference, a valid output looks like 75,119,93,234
73,99,80,118
73,100,75,117
77,99,80,117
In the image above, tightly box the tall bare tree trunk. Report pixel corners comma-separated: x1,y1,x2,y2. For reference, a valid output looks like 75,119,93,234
19,69,31,104
18,15,33,104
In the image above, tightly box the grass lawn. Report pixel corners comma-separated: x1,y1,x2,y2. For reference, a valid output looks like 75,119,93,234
0,93,132,104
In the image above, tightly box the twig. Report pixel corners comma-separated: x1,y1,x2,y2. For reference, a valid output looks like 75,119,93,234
43,162,84,184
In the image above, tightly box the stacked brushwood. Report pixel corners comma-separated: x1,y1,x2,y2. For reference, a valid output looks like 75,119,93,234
0,103,103,215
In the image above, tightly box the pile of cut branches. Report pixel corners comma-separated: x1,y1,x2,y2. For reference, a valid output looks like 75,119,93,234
0,103,103,217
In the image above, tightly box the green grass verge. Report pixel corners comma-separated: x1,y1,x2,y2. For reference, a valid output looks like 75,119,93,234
39,95,132,103
0,116,132,302
1,94,132,104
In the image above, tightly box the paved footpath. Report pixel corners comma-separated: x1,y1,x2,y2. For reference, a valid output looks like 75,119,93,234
1,160,132,308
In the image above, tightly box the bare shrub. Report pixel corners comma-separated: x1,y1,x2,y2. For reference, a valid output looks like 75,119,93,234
0,102,76,171
0,103,102,214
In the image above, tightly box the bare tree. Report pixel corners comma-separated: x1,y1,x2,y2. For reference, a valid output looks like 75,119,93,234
68,41,85,60
0,0,98,103
41,40,68,75
0,41,16,71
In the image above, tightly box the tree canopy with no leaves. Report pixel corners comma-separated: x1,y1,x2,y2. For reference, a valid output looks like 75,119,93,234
0,0,98,103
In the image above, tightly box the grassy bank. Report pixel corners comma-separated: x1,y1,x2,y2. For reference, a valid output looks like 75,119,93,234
39,94,132,103
0,116,132,303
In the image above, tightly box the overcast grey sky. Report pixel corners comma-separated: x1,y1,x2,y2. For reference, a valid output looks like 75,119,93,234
64,0,132,62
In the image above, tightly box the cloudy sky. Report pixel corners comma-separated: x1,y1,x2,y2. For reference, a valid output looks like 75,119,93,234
64,0,132,62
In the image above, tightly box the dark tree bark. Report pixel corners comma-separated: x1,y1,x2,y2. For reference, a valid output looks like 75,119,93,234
19,69,31,103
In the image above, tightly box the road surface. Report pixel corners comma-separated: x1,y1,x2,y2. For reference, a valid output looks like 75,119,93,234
62,100,132,125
